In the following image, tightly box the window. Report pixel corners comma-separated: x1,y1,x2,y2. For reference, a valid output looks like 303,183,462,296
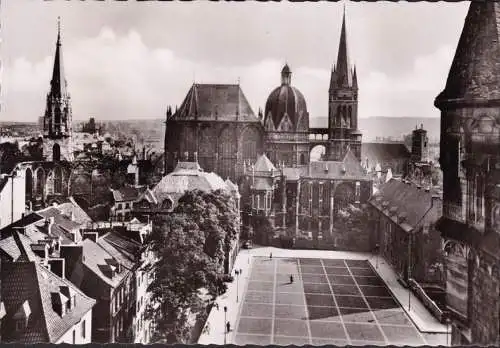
15,320,24,332
81,320,86,339
117,203,122,210
125,203,130,209
72,329,76,344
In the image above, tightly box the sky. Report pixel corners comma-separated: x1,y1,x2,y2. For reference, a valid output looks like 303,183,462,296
1,1,470,122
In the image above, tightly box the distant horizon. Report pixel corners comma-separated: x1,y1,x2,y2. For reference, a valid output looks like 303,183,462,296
1,1,468,122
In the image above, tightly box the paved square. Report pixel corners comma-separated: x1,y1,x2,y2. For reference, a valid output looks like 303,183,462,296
233,257,427,345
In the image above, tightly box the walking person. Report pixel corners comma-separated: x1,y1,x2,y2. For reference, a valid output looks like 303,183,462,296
270,252,272,259
226,321,231,333
290,274,294,283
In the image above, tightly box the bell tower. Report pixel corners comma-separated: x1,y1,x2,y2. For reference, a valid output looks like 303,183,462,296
327,7,362,162
42,17,73,161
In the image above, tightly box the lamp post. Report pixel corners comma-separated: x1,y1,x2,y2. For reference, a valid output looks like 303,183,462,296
375,243,380,269
235,269,240,303
223,306,227,345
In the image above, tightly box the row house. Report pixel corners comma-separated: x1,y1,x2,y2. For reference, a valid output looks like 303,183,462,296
368,178,443,285
0,231,95,344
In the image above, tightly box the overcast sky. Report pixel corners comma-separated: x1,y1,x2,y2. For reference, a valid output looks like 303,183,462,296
1,1,469,122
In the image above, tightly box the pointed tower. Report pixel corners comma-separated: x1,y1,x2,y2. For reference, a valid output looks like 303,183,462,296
327,7,362,162
434,2,500,345
42,17,73,161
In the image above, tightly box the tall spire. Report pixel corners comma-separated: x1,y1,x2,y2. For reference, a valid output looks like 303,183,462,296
50,16,67,99
334,6,352,88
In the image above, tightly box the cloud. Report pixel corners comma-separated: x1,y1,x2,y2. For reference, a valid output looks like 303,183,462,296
1,27,455,123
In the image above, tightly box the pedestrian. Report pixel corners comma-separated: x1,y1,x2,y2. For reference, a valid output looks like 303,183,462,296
290,274,294,283
214,302,219,311
226,321,231,333
270,252,272,259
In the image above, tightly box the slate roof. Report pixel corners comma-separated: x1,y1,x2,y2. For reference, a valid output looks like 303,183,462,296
0,233,38,262
80,239,128,288
436,2,500,102
369,179,440,232
172,84,259,122
361,142,411,165
111,186,143,203
2,261,95,343
56,197,93,224
96,232,141,271
254,154,277,173
304,150,368,180
37,207,81,233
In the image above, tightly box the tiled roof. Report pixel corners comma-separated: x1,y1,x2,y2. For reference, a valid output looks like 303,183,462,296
0,233,38,262
282,166,307,181
37,207,81,233
369,179,440,231
254,154,277,173
304,150,367,180
97,232,141,271
361,142,411,164
81,239,127,288
2,262,95,343
172,84,259,122
111,186,142,203
436,2,500,102
56,197,93,224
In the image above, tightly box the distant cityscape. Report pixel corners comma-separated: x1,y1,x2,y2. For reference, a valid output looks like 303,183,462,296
0,1,498,347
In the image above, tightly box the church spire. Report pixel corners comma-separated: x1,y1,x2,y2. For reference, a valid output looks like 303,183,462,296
334,7,352,88
50,16,67,99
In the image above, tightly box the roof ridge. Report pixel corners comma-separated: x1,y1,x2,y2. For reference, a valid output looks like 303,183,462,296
31,262,52,342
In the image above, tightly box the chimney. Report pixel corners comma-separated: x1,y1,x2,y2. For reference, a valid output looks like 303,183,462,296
60,245,83,280
82,232,98,243
69,211,74,221
30,243,49,260
48,258,66,280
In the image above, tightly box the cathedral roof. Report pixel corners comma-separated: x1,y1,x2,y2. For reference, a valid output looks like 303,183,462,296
436,2,500,103
172,84,259,122
264,65,309,132
254,154,277,173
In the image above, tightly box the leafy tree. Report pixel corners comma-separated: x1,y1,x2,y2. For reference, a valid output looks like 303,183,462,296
146,189,240,343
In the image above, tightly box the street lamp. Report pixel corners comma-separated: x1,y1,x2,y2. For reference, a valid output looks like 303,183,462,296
235,269,240,303
375,243,380,269
223,306,227,345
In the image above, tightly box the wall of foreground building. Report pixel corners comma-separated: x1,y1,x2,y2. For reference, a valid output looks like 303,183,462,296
55,309,93,344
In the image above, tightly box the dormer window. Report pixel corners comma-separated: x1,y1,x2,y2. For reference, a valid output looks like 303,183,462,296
13,300,31,330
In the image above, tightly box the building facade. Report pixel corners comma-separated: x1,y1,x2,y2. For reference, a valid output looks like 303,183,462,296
434,2,500,345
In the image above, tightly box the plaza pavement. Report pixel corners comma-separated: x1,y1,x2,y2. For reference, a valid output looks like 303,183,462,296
197,246,451,346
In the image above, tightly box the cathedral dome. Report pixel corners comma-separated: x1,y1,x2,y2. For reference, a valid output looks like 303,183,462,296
264,65,309,132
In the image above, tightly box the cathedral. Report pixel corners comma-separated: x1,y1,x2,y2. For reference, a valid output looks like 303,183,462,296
40,18,74,162
164,10,373,247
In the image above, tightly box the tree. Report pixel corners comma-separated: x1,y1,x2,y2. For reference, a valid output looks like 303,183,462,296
146,189,240,343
